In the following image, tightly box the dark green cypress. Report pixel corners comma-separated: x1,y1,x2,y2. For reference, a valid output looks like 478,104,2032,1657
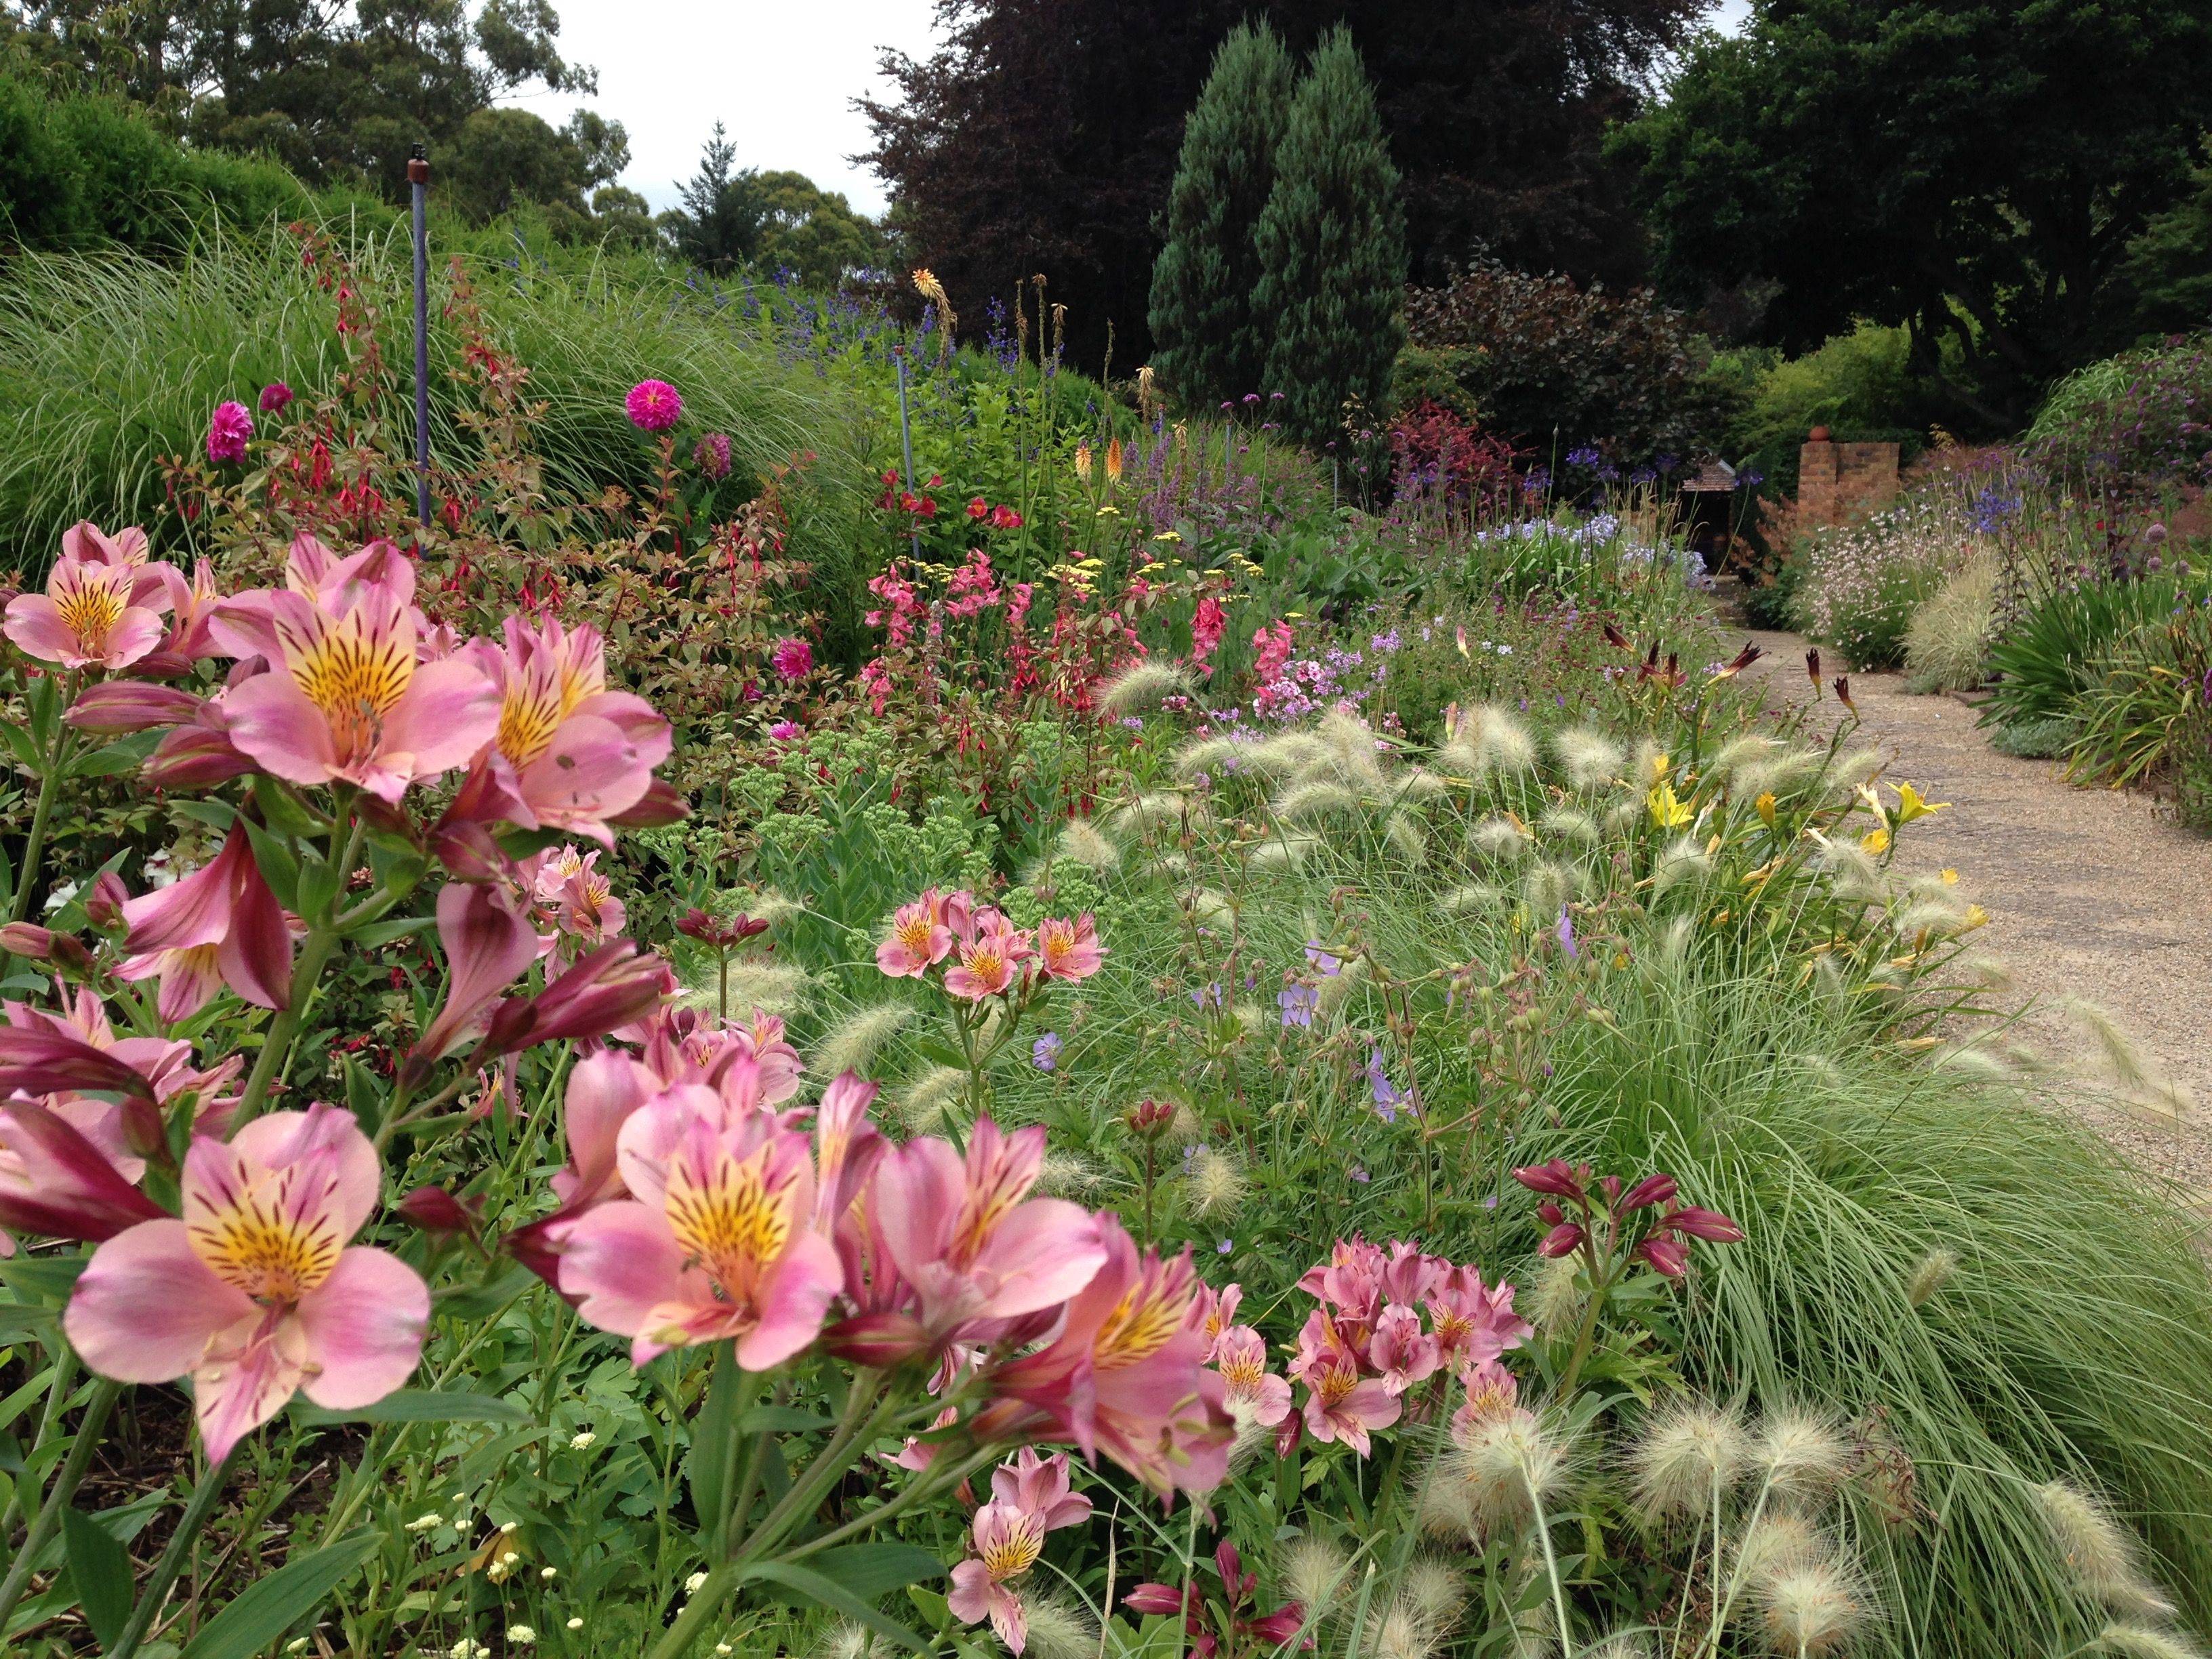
1253,27,1407,449
1147,22,1296,411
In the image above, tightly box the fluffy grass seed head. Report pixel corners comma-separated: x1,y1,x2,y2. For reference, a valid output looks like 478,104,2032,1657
1099,659,1191,716
1756,1408,1853,1498
1447,1407,1578,1530
811,1003,912,1078
1757,1559,1872,1656
1023,1595,1101,1659
1904,1247,1959,1307
1186,1146,1248,1216
1555,726,1626,790
1436,881,1509,918
1472,706,1540,776
2034,1481,2175,1615
1035,1149,1108,1199
1283,1534,1352,1614
1471,816,1534,863
1056,817,1120,872
699,959,811,1018
1528,1253,1584,1336
1538,805,1598,847
1374,1603,1439,1659
2093,1624,2209,1659
1396,1558,1467,1630
1736,1507,1828,1589
894,1066,968,1134
1631,1399,1750,1521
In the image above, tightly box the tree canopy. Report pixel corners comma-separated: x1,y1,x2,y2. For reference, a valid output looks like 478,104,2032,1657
665,123,885,289
1620,0,2212,422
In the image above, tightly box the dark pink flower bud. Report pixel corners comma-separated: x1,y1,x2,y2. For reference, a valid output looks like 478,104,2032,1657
1599,1174,1622,1207
1124,1584,1190,1618
1635,1236,1690,1277
1620,1173,1678,1212
145,718,253,788
1536,1202,1564,1227
1662,1204,1744,1244
0,922,54,958
1537,1222,1584,1258
0,1101,167,1244
481,943,673,1058
819,1310,935,1368
396,1185,478,1234
84,872,129,930
1513,1158,1587,1201
66,681,204,734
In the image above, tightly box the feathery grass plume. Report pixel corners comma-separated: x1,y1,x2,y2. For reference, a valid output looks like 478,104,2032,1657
1317,707,1389,786
2095,1624,2209,1659
1509,1600,1559,1659
740,888,809,926
1250,731,1335,777
1538,806,1598,846
1931,1042,2011,1082
1225,1410,1275,1469
1448,1408,1577,1530
1710,733,1783,781
1395,766,1450,802
1283,1535,1353,1614
2034,1481,2175,1616
1036,1149,1109,1199
1384,812,1429,864
1652,836,1713,895
1057,817,1120,872
1023,1595,1101,1659
1114,791,1211,835
1831,747,1885,792
1167,1102,1202,1141
2064,1000,2173,1102
1629,736,1666,789
1892,899,1970,939
1630,1399,1749,1522
811,1002,912,1078
1374,1603,1438,1659
1174,734,1258,779
1582,1636,1656,1659
1470,704,1539,775
1099,659,1193,716
813,1624,882,1659
1231,1000,1265,1034
1736,1508,1828,1589
1187,886,1237,927
700,960,812,1017
1756,1409,1853,1499
1652,915,1698,968
1805,831,1883,892
1250,831,1317,869
1904,1248,1959,1307
1956,949,2014,991
1602,796,1646,838
1521,859,1576,916
894,1066,968,1134
1416,1462,1479,1538
1734,747,1831,804
1187,1146,1248,1216
1315,950,1370,1019
1436,881,1509,918
1272,779,1365,823
1471,816,1534,862
1757,1559,1872,1656
1435,724,1483,778
1397,1559,1467,1630
1555,725,1626,790
1140,851,1193,881
1528,1254,1584,1336
1789,1051,1849,1092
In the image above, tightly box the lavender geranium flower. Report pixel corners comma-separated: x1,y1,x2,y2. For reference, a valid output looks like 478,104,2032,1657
1277,985,1317,1029
1304,940,1342,977
1031,1031,1063,1072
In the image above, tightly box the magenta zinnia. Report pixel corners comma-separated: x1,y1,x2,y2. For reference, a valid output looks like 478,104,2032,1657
625,378,683,432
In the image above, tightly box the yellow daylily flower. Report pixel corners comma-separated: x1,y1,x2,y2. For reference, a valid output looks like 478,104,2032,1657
1856,783,1889,827
1755,791,1778,827
1940,868,1959,885
1861,827,1891,855
1894,783,1949,823
1963,904,1989,929
1648,783,1692,830
1650,751,1671,784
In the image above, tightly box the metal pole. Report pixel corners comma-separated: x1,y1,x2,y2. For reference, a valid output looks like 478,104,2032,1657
407,143,432,529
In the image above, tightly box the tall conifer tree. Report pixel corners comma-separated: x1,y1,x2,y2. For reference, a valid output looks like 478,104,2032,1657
1253,28,1406,448
1147,22,1296,409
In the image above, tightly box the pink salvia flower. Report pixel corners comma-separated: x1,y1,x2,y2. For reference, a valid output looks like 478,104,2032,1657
209,575,497,802
5,552,171,671
1035,913,1105,982
874,1116,1106,1334
115,824,294,1020
556,1084,842,1368
206,399,253,463
625,379,683,432
63,1104,430,1462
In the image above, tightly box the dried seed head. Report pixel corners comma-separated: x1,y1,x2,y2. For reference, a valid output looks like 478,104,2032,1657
811,1003,910,1078
1437,882,1509,918
1023,1595,1100,1659
1099,659,1192,716
1736,1507,1827,1589
894,1066,968,1134
1374,1604,1437,1659
1187,1147,1248,1216
1538,806,1598,847
1448,1408,1575,1530
1283,1535,1351,1613
2093,1624,2209,1659
1555,726,1625,790
1397,1558,1466,1629
1631,1399,1749,1521
2035,1482,2175,1615
1057,817,1120,872
1528,1254,1584,1336
1904,1248,1959,1307
1034,1149,1107,1198
1756,1408,1853,1498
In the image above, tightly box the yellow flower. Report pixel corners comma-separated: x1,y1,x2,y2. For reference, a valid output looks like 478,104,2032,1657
1861,826,1891,855
1073,441,1092,482
1650,751,1671,784
1856,782,1889,826
1755,791,1778,827
1894,782,1949,823
1153,530,1182,542
1648,783,1692,829
1940,867,1959,884
1094,505,1122,518
1963,903,1989,928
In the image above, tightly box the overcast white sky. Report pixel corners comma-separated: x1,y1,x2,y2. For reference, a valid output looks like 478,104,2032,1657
508,0,1754,218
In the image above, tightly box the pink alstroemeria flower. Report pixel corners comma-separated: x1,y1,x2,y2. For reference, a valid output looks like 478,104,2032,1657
457,617,671,842
944,914,1032,1002
209,569,497,803
1212,1324,1292,1427
1426,1265,1532,1369
505,1049,653,1290
523,845,628,968
4,546,171,671
874,1116,1106,1335
115,824,294,1021
635,1005,804,1111
949,1450,1093,1652
874,888,969,979
1370,1303,1442,1395
1197,1280,1243,1357
1450,1359,1520,1443
1034,913,1105,982
557,1086,843,1368
987,1217,1233,1497
63,1104,430,1462
414,879,541,1061
1291,1313,1400,1454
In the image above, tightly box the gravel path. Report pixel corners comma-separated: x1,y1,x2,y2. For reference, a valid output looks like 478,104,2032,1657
1733,624,2212,1204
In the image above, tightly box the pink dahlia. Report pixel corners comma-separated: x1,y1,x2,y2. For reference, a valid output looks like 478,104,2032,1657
693,432,733,479
770,636,813,680
206,401,253,464
258,382,293,415
625,379,683,432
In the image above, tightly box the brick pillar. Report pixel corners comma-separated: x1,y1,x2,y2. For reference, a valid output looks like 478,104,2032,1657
1798,436,1840,527
1796,436,1898,528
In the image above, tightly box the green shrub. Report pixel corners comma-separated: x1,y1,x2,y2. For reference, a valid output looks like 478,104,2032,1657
1904,556,1997,691
1981,575,2192,732
1716,321,1947,495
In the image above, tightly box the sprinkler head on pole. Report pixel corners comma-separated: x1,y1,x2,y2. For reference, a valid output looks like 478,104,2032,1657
407,142,429,186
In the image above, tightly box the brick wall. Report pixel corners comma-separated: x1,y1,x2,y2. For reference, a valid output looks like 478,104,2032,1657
1797,438,1900,528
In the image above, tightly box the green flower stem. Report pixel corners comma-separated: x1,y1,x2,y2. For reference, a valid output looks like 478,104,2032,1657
6,720,78,930
0,1347,77,1537
104,1443,243,1659
230,813,365,1130
0,1377,121,1633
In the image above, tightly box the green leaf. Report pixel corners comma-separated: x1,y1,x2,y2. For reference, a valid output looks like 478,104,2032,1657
733,1406,834,1435
739,1559,933,1653
0,1303,59,1345
293,851,342,926
435,1264,540,1321
293,1389,530,1427
688,1348,741,1535
797,1543,944,1600
0,1254,87,1300
180,1533,380,1659
62,1505,133,1646
171,800,239,834
239,817,301,911
68,730,163,779
348,914,433,949
251,775,325,840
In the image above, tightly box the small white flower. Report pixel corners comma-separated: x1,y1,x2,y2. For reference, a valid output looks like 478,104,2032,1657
540,1565,558,1580
41,880,79,914
509,1626,537,1647
686,1570,710,1593
716,1645,733,1656
451,1492,468,1507
287,1641,310,1655
405,1513,443,1532
500,1521,518,1534
568,1431,597,1451
567,1618,585,1631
